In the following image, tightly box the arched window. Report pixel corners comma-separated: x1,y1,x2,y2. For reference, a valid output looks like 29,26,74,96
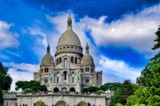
88,103,91,106
41,69,43,73
72,77,74,83
59,57,61,63
45,68,48,73
57,77,59,83
86,67,89,72
75,57,77,64
56,58,58,64
63,71,67,80
71,57,74,63
81,68,84,73
97,74,98,80
64,58,67,67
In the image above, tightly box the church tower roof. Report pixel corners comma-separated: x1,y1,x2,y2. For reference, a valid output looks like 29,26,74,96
81,43,95,67
41,43,53,66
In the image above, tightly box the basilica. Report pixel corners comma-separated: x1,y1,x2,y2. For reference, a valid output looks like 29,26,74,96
34,15,102,93
3,16,111,106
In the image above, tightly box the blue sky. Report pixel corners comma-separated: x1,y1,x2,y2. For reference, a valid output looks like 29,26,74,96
0,0,160,91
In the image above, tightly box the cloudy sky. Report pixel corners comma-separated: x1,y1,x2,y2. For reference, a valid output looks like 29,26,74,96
0,0,160,91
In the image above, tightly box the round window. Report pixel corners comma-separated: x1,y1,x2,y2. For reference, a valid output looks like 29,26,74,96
44,78,48,83
85,78,89,83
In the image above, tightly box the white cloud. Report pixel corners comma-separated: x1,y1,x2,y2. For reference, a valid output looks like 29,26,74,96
99,56,142,83
5,62,39,91
0,20,19,50
81,4,160,53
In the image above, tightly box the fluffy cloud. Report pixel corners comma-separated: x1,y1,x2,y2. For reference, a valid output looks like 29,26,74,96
5,63,39,91
0,21,19,50
98,56,142,83
81,4,160,53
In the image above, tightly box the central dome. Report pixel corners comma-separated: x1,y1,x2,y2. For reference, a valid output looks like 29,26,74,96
57,15,81,48
57,29,81,47
55,15,83,56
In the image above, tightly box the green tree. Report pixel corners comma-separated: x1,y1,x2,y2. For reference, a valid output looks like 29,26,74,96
15,80,47,93
110,80,134,106
152,26,160,60
0,62,12,106
0,62,12,91
100,82,122,91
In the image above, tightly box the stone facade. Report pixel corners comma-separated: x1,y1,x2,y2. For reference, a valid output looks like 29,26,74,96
3,94,17,106
34,15,102,93
16,93,112,106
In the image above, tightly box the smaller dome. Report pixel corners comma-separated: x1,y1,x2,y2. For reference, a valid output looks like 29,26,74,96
41,43,53,66
81,43,95,67
81,53,95,67
41,54,53,66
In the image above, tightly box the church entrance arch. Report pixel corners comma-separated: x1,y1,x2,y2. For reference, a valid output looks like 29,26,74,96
70,87,75,92
55,100,67,106
54,87,59,93
62,87,67,92
77,101,87,106
34,101,45,106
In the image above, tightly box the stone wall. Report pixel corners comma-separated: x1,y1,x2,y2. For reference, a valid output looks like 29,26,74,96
3,94,17,106
16,93,112,106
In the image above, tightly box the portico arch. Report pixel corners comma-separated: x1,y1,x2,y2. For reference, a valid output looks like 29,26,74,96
61,87,67,92
77,101,87,106
54,87,59,93
34,101,45,106
55,100,67,106
70,87,75,92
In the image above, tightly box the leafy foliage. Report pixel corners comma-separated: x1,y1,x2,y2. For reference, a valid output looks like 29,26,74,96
127,86,160,106
110,80,136,106
96,90,105,95
0,62,12,91
0,62,12,106
100,82,122,91
15,80,47,93
0,87,3,106
152,26,160,51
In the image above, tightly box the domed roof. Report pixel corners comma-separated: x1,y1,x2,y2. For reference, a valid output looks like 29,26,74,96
41,44,54,66
41,54,53,66
56,15,81,48
57,29,81,47
81,44,95,67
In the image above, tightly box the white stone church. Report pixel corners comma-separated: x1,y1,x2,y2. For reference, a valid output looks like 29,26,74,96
4,16,112,106
34,15,102,93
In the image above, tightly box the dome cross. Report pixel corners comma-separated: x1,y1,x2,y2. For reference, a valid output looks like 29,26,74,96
67,14,72,29
86,43,89,53
47,43,50,54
